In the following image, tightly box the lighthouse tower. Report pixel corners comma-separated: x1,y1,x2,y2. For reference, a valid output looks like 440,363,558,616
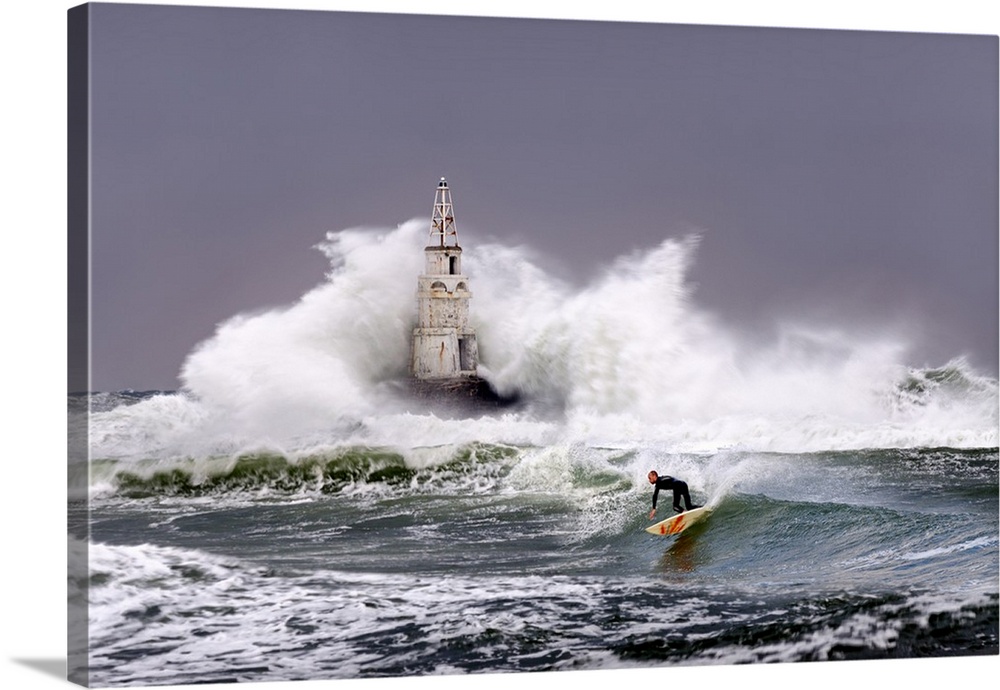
410,178,479,380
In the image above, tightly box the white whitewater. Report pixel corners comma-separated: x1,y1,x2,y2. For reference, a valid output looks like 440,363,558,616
89,221,998,463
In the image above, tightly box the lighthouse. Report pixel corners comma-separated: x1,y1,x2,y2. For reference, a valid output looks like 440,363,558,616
410,178,479,380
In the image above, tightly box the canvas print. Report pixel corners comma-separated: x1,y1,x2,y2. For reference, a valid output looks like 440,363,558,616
67,2,999,687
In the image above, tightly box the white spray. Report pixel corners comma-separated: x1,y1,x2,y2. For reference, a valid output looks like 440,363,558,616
90,221,997,462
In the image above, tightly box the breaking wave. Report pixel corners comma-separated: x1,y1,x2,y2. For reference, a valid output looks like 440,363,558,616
84,221,996,463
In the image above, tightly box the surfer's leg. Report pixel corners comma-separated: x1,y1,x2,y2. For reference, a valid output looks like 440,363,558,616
672,489,683,513
679,482,695,511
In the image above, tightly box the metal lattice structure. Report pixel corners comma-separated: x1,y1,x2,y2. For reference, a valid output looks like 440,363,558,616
430,177,459,247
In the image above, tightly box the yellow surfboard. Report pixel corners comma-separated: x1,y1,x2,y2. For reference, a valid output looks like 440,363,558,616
645,506,712,536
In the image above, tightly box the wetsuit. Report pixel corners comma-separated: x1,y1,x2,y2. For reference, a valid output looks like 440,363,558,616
651,476,696,513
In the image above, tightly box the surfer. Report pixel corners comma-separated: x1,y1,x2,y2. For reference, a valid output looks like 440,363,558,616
647,470,699,518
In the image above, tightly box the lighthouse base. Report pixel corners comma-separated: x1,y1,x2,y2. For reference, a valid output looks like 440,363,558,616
403,376,520,416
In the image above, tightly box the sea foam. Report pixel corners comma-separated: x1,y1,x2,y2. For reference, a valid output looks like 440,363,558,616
89,221,997,462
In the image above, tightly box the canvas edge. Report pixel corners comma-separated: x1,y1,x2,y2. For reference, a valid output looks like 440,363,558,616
68,3,91,687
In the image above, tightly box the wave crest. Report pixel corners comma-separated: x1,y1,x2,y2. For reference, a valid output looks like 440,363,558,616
86,223,995,458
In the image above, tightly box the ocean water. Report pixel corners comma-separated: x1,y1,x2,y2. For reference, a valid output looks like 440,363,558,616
71,222,999,686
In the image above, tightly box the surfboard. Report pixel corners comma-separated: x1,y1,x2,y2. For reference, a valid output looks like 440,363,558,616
645,506,712,536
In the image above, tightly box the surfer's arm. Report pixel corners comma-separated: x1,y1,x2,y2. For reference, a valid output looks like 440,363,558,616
649,485,660,519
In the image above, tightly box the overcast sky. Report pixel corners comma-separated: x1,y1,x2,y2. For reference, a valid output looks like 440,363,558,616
84,2,998,391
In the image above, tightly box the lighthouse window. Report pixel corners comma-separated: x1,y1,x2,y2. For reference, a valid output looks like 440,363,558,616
456,282,467,292
431,281,447,291
449,256,458,274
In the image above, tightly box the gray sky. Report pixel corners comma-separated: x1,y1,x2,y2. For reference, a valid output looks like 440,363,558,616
86,2,998,391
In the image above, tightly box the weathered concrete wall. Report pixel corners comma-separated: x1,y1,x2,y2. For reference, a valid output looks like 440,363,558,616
411,246,478,379
411,329,477,379
416,280,472,330
411,330,457,379
423,246,462,275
